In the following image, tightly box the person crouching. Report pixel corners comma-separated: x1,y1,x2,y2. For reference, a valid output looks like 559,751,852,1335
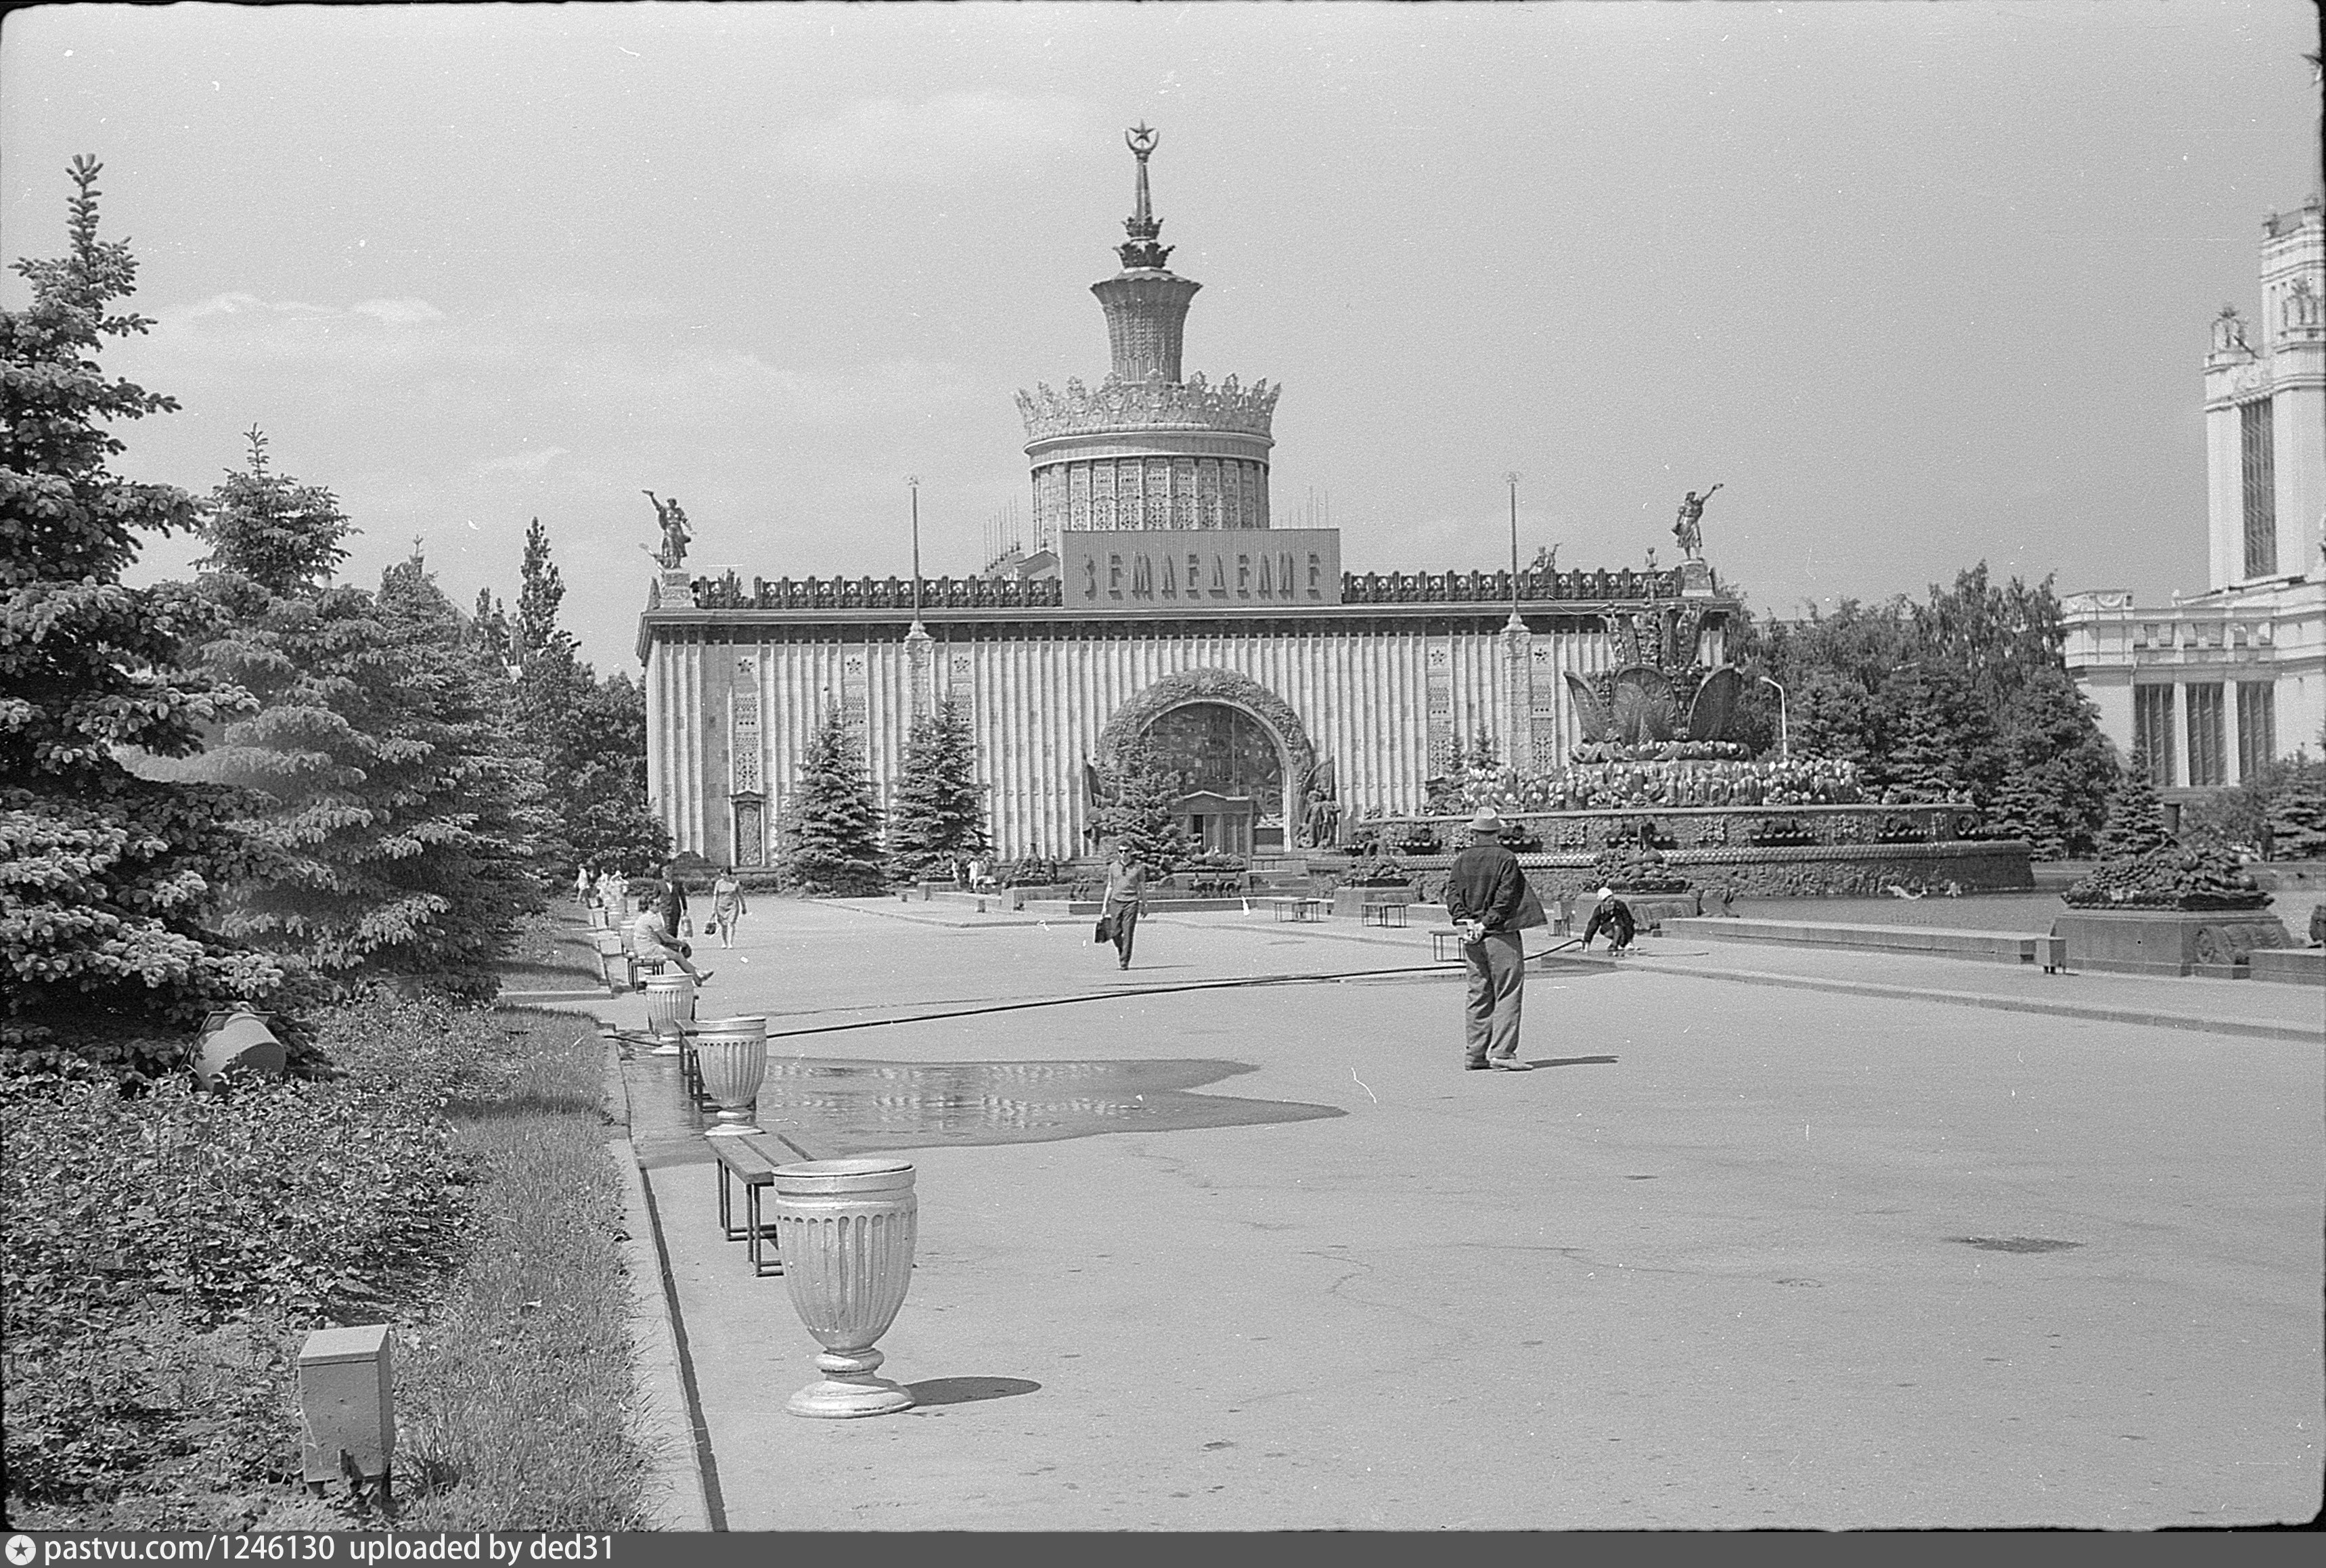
1582,886,1637,956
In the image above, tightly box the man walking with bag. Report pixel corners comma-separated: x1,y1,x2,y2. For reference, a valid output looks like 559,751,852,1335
1444,809,1542,1071
1099,843,1147,970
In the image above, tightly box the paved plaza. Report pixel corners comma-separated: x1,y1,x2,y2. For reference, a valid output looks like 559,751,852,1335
571,898,2323,1531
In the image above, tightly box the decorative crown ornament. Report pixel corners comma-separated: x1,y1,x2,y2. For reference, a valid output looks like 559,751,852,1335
1015,371,1280,441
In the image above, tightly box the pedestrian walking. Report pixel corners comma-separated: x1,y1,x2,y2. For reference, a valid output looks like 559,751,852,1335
597,868,625,919
709,866,746,949
1100,843,1147,970
575,864,592,908
1444,809,1544,1071
654,861,690,938
1581,886,1638,955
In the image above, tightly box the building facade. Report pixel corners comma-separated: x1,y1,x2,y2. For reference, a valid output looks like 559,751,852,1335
641,132,1742,865
2065,194,2325,797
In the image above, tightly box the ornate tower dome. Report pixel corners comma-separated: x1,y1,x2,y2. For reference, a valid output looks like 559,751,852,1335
1016,125,1280,545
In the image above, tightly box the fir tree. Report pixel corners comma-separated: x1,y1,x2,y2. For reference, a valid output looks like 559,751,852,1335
1985,665,2117,857
887,696,988,881
500,520,666,876
2095,748,2175,864
1873,661,2000,804
1094,734,1188,874
778,704,885,895
2264,749,2326,860
1,158,282,1076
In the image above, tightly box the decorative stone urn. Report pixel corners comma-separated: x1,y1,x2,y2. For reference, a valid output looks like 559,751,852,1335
643,972,694,1053
690,1016,767,1136
769,1159,919,1418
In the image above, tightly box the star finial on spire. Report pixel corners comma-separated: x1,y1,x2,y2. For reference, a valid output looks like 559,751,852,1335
1118,123,1173,271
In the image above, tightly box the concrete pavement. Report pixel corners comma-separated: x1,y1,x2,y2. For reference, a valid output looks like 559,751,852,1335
570,898,2322,1530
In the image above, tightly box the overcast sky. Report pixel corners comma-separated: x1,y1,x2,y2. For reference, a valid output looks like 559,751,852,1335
4,1,2319,675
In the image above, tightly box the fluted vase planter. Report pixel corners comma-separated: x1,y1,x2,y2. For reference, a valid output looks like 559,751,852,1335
769,1159,918,1418
643,972,694,1053
690,1016,767,1135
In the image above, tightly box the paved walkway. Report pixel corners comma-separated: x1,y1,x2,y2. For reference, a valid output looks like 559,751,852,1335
559,900,2322,1530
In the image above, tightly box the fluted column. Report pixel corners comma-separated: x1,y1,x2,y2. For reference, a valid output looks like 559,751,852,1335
1501,612,1532,770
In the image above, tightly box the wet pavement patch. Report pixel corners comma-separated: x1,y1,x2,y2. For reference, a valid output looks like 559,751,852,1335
631,1054,1343,1165
1947,1236,2084,1253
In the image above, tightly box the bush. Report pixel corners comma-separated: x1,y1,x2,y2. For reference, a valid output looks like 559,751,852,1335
2062,844,2269,911
1,995,493,1510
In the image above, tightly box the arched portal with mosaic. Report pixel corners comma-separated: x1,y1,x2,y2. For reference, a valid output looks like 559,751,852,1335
1096,669,1317,856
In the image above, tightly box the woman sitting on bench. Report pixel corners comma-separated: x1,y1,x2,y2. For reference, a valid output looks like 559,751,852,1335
633,908,713,986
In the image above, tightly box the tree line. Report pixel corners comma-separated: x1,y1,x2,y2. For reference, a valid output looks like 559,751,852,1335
3,160,663,1077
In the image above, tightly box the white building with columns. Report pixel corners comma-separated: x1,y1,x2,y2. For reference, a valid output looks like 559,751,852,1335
638,130,1741,867
2064,192,2325,799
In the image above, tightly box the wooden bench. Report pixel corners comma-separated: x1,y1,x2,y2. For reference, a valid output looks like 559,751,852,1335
1430,926,1467,963
709,1136,784,1277
1361,900,1409,928
1261,895,1326,922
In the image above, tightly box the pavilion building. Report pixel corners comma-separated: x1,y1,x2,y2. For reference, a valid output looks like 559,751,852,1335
2063,193,2326,801
639,130,1741,868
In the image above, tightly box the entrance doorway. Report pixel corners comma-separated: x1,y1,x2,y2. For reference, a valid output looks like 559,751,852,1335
1141,702,1286,856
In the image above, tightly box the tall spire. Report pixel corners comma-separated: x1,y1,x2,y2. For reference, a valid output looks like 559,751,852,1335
1117,122,1173,271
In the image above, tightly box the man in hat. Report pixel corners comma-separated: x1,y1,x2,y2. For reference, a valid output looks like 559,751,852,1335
1444,809,1534,1071
1581,886,1638,956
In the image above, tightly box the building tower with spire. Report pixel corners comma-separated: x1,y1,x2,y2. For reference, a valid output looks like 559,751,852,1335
1015,125,1280,549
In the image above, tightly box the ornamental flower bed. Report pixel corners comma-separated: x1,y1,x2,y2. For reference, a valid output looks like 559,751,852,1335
2062,844,2269,911
1590,844,1688,894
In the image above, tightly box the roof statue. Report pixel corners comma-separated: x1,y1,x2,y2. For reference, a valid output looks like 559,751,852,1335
643,490,690,570
1672,484,1721,562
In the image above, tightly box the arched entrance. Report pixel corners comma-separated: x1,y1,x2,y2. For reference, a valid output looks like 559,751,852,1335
1095,669,1318,857
1144,702,1282,857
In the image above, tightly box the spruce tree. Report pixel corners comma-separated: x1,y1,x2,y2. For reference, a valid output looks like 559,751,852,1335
1986,665,2117,857
887,696,988,881
1,158,282,1076
778,704,886,895
2264,750,2326,860
183,512,549,1000
504,520,666,877
1095,734,1188,874
2095,748,2175,864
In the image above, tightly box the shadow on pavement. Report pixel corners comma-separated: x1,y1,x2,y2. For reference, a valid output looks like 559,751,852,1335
1523,1054,1620,1069
905,1376,1042,1407
745,1056,1347,1157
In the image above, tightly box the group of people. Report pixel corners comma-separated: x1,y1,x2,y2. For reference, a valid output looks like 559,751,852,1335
575,861,752,988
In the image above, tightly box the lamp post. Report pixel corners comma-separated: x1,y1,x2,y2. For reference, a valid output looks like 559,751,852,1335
906,476,922,623
1760,674,1789,762
1504,471,1523,629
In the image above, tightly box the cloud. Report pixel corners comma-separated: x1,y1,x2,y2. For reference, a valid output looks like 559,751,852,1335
351,297,444,326
472,445,569,477
150,291,456,380
776,93,1083,181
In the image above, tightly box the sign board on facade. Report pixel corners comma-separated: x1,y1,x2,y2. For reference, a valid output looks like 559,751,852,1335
1058,529,1341,610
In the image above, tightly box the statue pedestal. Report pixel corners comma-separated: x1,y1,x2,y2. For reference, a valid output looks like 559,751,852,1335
1678,560,1716,596
659,568,697,608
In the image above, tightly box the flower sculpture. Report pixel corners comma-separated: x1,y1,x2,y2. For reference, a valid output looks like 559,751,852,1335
1564,665,1745,752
